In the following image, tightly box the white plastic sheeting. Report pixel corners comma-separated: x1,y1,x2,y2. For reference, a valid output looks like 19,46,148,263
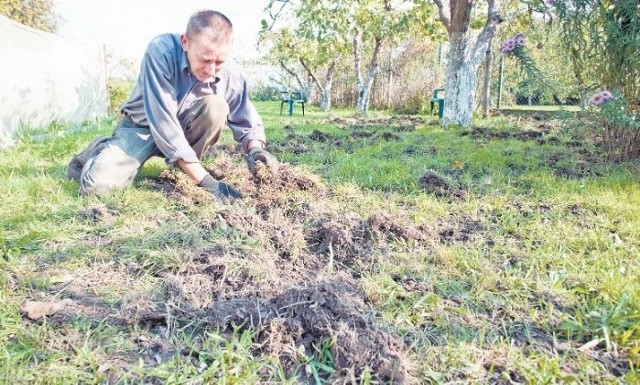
0,15,108,149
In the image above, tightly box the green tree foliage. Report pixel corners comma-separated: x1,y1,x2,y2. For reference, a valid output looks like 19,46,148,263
262,0,438,113
552,0,639,104
551,0,640,161
0,0,59,32
497,21,579,106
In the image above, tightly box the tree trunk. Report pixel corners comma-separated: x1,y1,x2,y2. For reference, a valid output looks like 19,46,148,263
482,37,494,117
387,50,393,109
355,37,382,114
320,61,336,112
435,0,501,127
443,33,477,127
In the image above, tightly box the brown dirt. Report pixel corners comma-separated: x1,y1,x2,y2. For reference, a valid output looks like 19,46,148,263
149,169,211,204
419,170,467,200
310,129,343,146
461,125,553,142
438,215,484,244
329,116,425,131
134,160,441,382
204,280,414,383
269,131,310,155
81,204,118,223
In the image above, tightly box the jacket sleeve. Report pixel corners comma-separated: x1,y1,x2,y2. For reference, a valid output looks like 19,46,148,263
226,69,267,152
141,39,198,164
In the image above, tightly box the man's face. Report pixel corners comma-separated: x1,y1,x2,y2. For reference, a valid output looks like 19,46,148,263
181,32,232,82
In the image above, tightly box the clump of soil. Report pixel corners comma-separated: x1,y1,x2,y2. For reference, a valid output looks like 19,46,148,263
119,294,165,326
81,204,118,223
462,126,553,142
419,170,467,200
269,132,309,155
366,211,433,243
204,280,413,383
438,215,484,243
310,129,342,146
329,116,425,130
249,163,324,192
309,213,365,267
308,210,435,271
150,170,211,204
382,132,401,141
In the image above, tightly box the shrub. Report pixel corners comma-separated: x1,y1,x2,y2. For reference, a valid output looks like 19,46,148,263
107,79,135,115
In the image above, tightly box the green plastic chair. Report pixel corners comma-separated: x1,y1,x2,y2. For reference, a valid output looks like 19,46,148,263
280,90,306,116
430,88,445,118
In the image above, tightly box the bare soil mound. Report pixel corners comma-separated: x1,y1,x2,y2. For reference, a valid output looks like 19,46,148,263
420,170,467,200
205,280,413,383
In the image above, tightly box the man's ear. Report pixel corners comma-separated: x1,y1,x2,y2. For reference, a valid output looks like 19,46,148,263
180,34,188,51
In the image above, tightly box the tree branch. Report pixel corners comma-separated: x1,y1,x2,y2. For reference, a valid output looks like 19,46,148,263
353,27,363,87
278,60,305,90
433,0,451,31
300,58,325,94
471,0,503,65
264,0,290,31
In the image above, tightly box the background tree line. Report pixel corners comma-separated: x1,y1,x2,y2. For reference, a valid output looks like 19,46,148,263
0,0,59,32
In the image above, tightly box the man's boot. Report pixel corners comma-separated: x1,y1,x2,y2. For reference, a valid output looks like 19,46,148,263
67,137,110,181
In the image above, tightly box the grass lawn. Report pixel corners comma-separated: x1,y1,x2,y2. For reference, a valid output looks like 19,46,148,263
0,101,639,384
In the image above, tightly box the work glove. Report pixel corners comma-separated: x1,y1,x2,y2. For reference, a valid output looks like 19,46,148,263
246,147,279,174
198,174,242,203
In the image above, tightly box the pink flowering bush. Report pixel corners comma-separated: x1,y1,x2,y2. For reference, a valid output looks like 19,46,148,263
587,90,640,162
500,33,526,54
499,32,544,91
588,90,614,106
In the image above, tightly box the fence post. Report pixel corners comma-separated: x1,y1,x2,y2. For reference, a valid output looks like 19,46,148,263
497,55,504,109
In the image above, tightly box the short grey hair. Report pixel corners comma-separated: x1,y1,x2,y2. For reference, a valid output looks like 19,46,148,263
186,10,233,43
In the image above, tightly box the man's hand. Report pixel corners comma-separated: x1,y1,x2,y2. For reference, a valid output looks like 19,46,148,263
198,174,242,203
246,147,279,174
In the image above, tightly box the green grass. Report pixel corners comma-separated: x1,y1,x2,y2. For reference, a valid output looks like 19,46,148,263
1,102,639,383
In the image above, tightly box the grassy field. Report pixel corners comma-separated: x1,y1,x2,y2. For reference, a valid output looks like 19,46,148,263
1,101,639,384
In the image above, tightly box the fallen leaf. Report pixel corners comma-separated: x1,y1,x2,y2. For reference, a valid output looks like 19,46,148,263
453,160,465,170
21,299,73,320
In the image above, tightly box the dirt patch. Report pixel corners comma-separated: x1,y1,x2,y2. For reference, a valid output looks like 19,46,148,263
367,211,433,243
149,170,211,204
81,204,118,223
248,163,325,193
462,125,553,142
419,170,467,200
550,149,603,179
307,210,435,272
124,154,438,382
310,129,342,146
204,280,414,383
329,116,425,131
269,132,310,155
382,132,401,141
438,215,484,244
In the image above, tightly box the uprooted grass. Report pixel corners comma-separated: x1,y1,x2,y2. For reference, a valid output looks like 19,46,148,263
0,103,639,383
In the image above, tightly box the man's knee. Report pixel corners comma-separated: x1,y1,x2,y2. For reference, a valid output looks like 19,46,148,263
79,145,139,196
